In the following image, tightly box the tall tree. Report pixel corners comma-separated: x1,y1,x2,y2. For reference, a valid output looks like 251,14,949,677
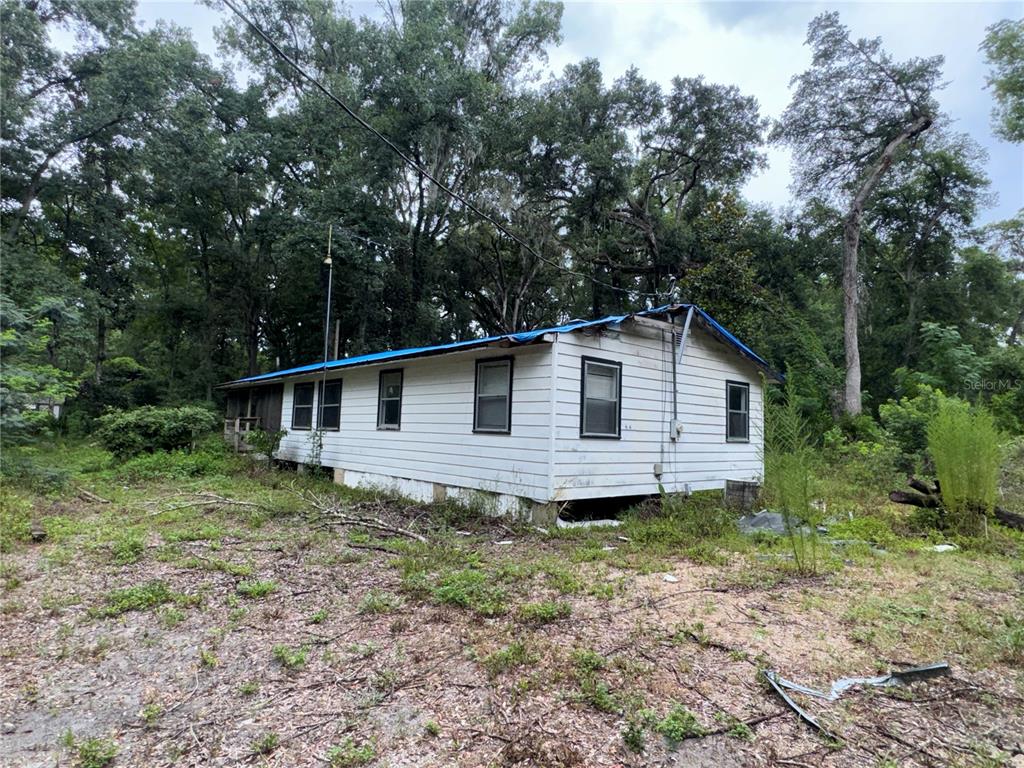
981,18,1024,143
773,12,944,415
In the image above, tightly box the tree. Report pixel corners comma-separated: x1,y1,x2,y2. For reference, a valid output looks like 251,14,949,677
981,18,1024,143
773,12,944,415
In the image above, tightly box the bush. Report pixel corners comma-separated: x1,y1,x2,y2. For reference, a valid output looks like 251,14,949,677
0,488,33,552
927,401,1002,533
95,405,218,458
878,384,951,473
117,438,240,482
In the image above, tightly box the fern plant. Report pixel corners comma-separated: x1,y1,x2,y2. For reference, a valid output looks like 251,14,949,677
764,378,820,574
927,401,1002,534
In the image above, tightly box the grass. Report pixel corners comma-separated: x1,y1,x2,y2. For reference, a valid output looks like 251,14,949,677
63,735,118,768
91,581,196,618
272,644,308,669
235,579,277,599
482,640,537,677
326,738,375,767
516,600,572,624
358,589,403,614
655,703,706,744
252,732,279,755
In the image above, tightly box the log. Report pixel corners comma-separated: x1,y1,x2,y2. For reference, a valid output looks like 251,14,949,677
888,478,1024,532
888,490,939,508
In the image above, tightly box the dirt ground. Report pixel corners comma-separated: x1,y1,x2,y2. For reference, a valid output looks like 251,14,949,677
1,473,1023,768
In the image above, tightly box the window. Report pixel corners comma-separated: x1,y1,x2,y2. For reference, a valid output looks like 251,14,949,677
474,358,512,433
377,369,403,430
580,357,621,438
726,381,749,442
291,382,314,430
319,380,342,430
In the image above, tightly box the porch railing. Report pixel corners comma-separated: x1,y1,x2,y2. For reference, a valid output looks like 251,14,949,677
224,416,262,452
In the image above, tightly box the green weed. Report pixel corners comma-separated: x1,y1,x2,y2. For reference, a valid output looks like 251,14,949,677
235,579,276,599
655,704,706,744
482,641,536,676
326,738,375,767
272,644,308,669
517,600,571,624
251,732,279,755
358,589,403,614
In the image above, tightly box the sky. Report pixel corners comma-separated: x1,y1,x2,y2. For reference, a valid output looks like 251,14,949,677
133,0,1023,224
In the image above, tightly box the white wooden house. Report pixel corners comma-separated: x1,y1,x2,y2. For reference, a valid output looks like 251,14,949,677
219,304,780,518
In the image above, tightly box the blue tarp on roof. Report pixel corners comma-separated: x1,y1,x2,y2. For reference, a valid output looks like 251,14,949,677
222,304,780,386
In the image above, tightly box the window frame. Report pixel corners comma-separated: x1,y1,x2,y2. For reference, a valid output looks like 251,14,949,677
291,382,315,431
318,379,342,431
725,380,750,443
376,369,403,431
579,356,622,440
473,356,514,434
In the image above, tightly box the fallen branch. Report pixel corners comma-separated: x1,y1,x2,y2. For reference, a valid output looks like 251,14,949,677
76,486,111,504
889,478,1024,531
295,487,428,543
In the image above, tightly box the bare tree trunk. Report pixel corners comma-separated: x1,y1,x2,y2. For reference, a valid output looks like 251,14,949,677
840,114,933,416
95,315,107,385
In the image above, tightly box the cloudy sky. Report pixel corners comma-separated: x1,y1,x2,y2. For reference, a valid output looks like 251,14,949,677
134,0,1022,224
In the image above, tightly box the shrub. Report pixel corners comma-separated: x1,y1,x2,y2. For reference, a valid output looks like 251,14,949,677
879,384,950,472
927,401,1002,533
117,439,239,481
655,704,706,744
73,736,118,768
95,405,218,459
326,738,375,767
0,488,32,552
246,428,285,458
272,644,308,669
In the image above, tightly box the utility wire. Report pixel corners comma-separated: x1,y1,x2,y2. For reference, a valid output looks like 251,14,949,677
221,0,663,300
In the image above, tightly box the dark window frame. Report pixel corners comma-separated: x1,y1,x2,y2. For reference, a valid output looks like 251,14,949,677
473,356,514,434
579,356,622,439
377,369,403,430
318,379,342,431
725,380,750,443
291,382,315,431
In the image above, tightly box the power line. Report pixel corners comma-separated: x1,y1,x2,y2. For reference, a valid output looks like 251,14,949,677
220,0,663,300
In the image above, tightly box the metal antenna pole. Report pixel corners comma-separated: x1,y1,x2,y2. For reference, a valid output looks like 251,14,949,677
318,225,334,432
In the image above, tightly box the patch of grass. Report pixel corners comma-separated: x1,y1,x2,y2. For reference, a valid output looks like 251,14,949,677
0,487,33,552
326,738,375,767
622,718,646,753
92,581,190,618
358,589,403,614
307,607,329,624
570,647,606,673
70,736,118,768
431,569,507,617
424,720,440,737
655,704,706,745
139,704,162,726
238,680,259,696
997,614,1024,662
110,531,145,565
159,606,186,628
199,648,218,668
516,600,571,625
180,556,253,577
482,640,536,677
272,644,308,669
578,675,619,713
251,732,279,755
235,579,277,599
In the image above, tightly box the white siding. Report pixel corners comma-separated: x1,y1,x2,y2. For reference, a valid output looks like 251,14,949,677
276,345,552,501
552,322,764,500
270,319,765,506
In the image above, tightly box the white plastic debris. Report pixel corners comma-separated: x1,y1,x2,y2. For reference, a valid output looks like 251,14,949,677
555,517,622,529
663,574,679,583
930,543,958,553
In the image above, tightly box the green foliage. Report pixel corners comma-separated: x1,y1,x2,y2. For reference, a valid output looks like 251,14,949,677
431,569,507,617
0,488,33,552
516,600,571,624
246,428,285,458
622,717,646,753
251,733,279,755
95,406,218,459
878,384,951,472
326,739,375,767
118,439,242,482
71,736,118,768
927,402,1002,532
624,490,736,550
236,579,277,599
655,704,706,744
93,581,178,617
982,19,1024,142
764,381,821,574
358,589,403,615
272,644,308,669
481,641,536,677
